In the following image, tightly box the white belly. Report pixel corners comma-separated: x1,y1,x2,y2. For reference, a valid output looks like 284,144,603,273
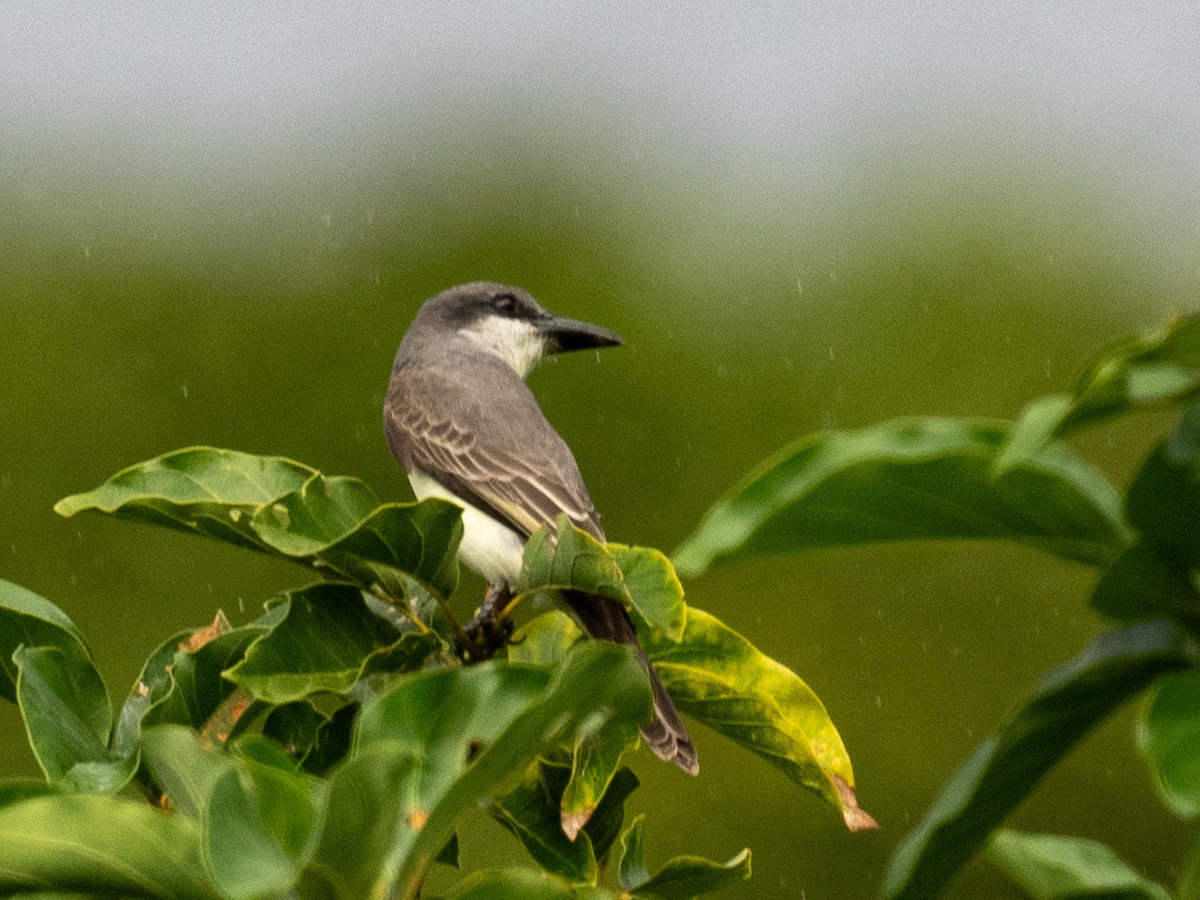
407,469,526,585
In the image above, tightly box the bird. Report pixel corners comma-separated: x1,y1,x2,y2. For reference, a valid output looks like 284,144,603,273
383,281,698,775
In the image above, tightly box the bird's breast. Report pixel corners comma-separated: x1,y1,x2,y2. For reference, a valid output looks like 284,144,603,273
407,469,526,585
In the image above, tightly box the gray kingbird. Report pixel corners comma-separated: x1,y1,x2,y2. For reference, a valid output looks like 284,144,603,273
383,281,698,775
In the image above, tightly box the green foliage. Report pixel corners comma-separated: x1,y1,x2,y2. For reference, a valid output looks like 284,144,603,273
508,607,877,831
643,606,876,830
11,314,1200,898
516,516,687,641
1,430,870,895
673,313,1200,898
0,580,91,703
1012,315,1200,442
13,644,126,793
882,621,1193,899
985,830,1173,900
224,583,443,703
673,416,1127,575
1139,672,1200,819
0,792,218,899
616,815,752,898
432,813,751,900
55,446,464,602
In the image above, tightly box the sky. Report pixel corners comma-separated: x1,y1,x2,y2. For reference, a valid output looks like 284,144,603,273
3,3,1196,204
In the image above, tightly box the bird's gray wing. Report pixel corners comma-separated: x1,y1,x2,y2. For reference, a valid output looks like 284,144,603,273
384,370,604,541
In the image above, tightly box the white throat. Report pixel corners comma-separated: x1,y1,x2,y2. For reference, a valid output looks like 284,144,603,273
460,316,546,379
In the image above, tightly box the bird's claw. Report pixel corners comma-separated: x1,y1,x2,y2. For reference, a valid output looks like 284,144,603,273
458,582,514,662
458,615,513,662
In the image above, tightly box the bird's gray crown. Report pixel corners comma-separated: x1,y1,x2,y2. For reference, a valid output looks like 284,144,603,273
412,282,548,332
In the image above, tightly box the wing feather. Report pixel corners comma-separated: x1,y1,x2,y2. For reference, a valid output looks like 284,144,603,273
384,370,604,541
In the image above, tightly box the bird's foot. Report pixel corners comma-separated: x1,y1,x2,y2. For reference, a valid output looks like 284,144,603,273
458,583,514,663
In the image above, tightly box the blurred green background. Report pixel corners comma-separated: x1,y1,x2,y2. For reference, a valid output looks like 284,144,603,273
2,5,1198,898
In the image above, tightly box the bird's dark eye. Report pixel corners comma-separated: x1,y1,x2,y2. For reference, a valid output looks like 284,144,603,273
491,293,519,315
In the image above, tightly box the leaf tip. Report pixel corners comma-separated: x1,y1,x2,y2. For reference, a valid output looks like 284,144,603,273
53,494,86,518
731,847,753,878
833,775,879,832
179,611,231,653
561,808,592,842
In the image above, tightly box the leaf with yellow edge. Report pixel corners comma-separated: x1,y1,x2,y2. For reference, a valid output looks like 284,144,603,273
641,606,876,831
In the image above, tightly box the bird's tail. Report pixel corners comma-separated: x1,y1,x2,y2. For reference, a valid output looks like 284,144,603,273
562,590,699,775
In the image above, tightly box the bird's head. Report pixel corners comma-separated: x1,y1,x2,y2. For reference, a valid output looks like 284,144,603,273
409,281,624,378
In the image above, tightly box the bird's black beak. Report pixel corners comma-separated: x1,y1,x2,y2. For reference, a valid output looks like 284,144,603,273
538,314,624,354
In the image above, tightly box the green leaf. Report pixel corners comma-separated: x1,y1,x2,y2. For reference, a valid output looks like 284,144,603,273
883,619,1196,900
55,447,463,599
999,318,1200,470
672,417,1127,576
439,868,615,899
641,606,876,831
631,850,752,899
249,473,464,601
605,544,687,642
1001,316,1200,463
403,576,462,647
986,830,1172,900
615,815,751,899
518,517,686,641
299,742,421,899
572,765,639,865
617,814,651,890
54,447,313,545
0,780,60,807
225,582,442,704
231,733,305,772
353,663,552,794
262,699,330,751
140,725,232,821
993,395,1075,476
1138,670,1200,818
302,704,358,776
262,699,357,774
140,617,265,733
111,625,194,759
148,731,326,895
1126,438,1200,568
492,761,640,883
0,793,217,899
1090,542,1200,632
13,646,127,792
1180,832,1200,900
306,642,651,900
507,611,645,843
1059,313,1200,435
0,579,91,704
560,722,641,843
517,518,619,600
489,763,599,884
206,755,324,899
508,610,583,666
